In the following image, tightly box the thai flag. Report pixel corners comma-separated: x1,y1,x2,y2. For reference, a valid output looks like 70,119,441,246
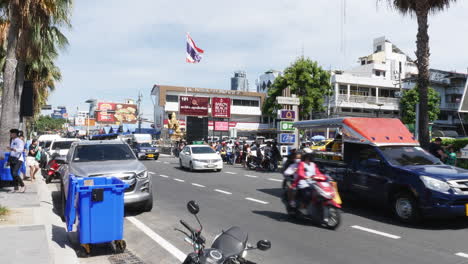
186,33,204,63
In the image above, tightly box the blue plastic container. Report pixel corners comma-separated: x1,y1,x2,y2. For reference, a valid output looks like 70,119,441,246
0,152,26,182
65,176,129,244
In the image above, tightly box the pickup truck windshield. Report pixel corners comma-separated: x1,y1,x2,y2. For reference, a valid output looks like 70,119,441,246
379,146,442,166
73,144,136,162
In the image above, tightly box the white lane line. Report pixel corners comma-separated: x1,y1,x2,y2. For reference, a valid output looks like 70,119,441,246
148,172,156,175
214,189,232,195
245,174,258,178
455,253,468,259
245,197,269,204
156,161,161,163
225,171,237,175
268,178,283,182
191,183,206,188
159,174,169,178
127,216,186,261
164,162,170,164
351,225,401,239
174,178,185,182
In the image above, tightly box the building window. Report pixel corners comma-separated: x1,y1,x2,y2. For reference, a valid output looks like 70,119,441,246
361,60,366,65
339,85,347,95
166,95,178,102
375,45,382,52
232,99,259,107
341,108,351,112
371,88,377,97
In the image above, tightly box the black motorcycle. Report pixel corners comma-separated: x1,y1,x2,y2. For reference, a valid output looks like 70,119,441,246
177,201,271,264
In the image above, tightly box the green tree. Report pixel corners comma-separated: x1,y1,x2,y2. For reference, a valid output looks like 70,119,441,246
400,86,440,125
262,57,331,120
35,115,66,133
381,0,457,147
0,0,72,146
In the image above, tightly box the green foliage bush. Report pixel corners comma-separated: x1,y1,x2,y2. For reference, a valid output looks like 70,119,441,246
441,138,468,151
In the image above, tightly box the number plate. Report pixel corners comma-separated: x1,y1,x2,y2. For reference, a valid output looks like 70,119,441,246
206,164,216,168
465,204,468,216
147,154,154,158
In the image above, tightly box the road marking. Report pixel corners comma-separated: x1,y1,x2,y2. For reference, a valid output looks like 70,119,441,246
191,183,206,188
268,178,283,182
225,171,237,175
245,197,269,204
148,172,156,175
127,217,186,261
455,253,468,259
156,161,161,163
245,174,258,178
174,178,185,182
214,189,232,195
351,225,401,239
158,174,169,178
164,162,170,164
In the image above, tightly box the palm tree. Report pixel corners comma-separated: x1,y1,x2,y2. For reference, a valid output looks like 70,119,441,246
0,0,72,146
382,0,457,148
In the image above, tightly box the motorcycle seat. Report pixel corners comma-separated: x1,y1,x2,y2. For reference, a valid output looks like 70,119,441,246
211,226,248,258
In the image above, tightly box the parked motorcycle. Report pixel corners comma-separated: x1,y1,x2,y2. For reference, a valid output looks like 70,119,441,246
177,201,271,264
283,174,342,230
44,154,65,184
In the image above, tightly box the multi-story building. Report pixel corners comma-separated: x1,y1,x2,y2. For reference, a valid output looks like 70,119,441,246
328,36,418,118
231,71,249,91
405,69,468,135
256,70,282,93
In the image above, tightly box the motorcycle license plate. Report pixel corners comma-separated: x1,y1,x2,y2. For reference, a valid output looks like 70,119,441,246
147,154,154,158
466,204,468,216
332,182,342,205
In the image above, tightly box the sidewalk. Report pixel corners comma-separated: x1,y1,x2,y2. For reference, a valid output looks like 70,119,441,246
0,175,78,264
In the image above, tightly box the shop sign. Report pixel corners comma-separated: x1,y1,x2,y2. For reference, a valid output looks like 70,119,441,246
212,97,231,118
179,96,209,116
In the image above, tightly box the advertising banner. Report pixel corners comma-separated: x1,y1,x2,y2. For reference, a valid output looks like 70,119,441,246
212,97,231,118
96,102,138,123
179,96,209,116
278,109,296,120
214,121,229,131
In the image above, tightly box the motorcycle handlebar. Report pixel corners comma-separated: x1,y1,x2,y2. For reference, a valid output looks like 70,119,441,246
180,220,196,235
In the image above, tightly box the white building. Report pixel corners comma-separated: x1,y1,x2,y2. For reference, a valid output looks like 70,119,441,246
151,85,271,138
256,70,282,93
329,36,418,118
231,71,249,91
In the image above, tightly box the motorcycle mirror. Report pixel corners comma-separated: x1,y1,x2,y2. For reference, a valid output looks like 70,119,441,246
187,200,199,215
256,240,271,251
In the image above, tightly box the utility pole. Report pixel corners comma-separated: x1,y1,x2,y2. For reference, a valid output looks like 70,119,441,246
137,91,142,133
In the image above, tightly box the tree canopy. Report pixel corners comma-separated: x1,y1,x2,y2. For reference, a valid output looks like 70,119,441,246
400,86,440,125
262,57,331,120
35,115,66,133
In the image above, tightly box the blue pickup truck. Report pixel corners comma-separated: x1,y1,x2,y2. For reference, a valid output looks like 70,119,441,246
294,117,468,223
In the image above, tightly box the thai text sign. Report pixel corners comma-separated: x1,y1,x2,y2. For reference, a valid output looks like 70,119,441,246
214,121,229,131
278,109,296,120
212,97,231,118
179,96,209,116
279,121,294,131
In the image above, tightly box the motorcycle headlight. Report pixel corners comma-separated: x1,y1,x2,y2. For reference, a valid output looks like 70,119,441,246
136,170,148,179
420,176,450,194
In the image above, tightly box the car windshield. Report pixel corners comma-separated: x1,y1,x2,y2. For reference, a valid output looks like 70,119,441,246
379,146,442,166
52,141,75,150
137,143,152,147
73,144,136,162
191,147,216,154
40,141,52,148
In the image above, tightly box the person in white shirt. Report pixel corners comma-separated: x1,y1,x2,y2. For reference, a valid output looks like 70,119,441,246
7,129,25,192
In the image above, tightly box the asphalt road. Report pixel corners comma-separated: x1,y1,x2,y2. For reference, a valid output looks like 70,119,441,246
51,155,468,264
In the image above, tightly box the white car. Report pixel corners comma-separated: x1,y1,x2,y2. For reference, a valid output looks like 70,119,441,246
48,138,80,160
179,145,223,172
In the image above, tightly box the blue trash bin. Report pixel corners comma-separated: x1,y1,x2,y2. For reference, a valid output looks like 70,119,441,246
65,175,129,255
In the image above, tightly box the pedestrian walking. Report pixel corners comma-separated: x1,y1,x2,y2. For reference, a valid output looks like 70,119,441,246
27,139,41,181
7,129,26,193
445,146,457,166
271,142,281,171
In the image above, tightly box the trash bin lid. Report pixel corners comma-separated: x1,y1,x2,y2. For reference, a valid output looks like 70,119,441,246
65,175,79,232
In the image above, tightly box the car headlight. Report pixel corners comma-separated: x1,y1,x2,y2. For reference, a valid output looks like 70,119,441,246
420,176,450,193
136,170,148,179
141,149,146,153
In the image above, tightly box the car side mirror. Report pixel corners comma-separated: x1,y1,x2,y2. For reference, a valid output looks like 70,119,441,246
187,200,199,215
257,240,271,251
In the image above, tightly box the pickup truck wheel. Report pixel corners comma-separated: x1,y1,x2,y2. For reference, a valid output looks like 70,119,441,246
393,193,421,224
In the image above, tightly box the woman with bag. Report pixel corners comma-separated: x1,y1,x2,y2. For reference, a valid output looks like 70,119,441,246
27,139,40,181
7,129,26,192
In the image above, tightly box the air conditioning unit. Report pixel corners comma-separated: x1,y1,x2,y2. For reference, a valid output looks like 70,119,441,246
394,91,403,98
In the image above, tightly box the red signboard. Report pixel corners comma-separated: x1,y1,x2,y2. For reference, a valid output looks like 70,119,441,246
179,96,209,116
96,102,138,123
212,97,231,118
214,121,229,131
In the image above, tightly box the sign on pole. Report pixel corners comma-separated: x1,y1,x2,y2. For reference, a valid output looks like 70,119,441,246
279,121,294,131
277,96,300,105
279,133,296,144
278,109,296,120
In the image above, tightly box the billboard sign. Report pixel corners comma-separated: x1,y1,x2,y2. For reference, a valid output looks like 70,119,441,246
96,102,138,123
279,133,296,144
278,109,296,120
179,96,209,116
277,96,300,105
214,121,229,131
212,97,231,118
279,121,294,131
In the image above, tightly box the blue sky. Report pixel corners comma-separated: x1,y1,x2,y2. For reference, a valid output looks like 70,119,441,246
48,0,468,120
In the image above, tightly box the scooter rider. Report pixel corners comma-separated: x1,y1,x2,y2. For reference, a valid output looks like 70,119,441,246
289,153,326,210
284,152,302,208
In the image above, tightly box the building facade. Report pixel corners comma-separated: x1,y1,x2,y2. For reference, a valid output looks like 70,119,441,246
151,85,271,138
329,36,418,118
256,70,282,93
231,71,249,91
405,69,468,135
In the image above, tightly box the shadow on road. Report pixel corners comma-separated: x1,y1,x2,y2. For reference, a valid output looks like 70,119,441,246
257,188,283,199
